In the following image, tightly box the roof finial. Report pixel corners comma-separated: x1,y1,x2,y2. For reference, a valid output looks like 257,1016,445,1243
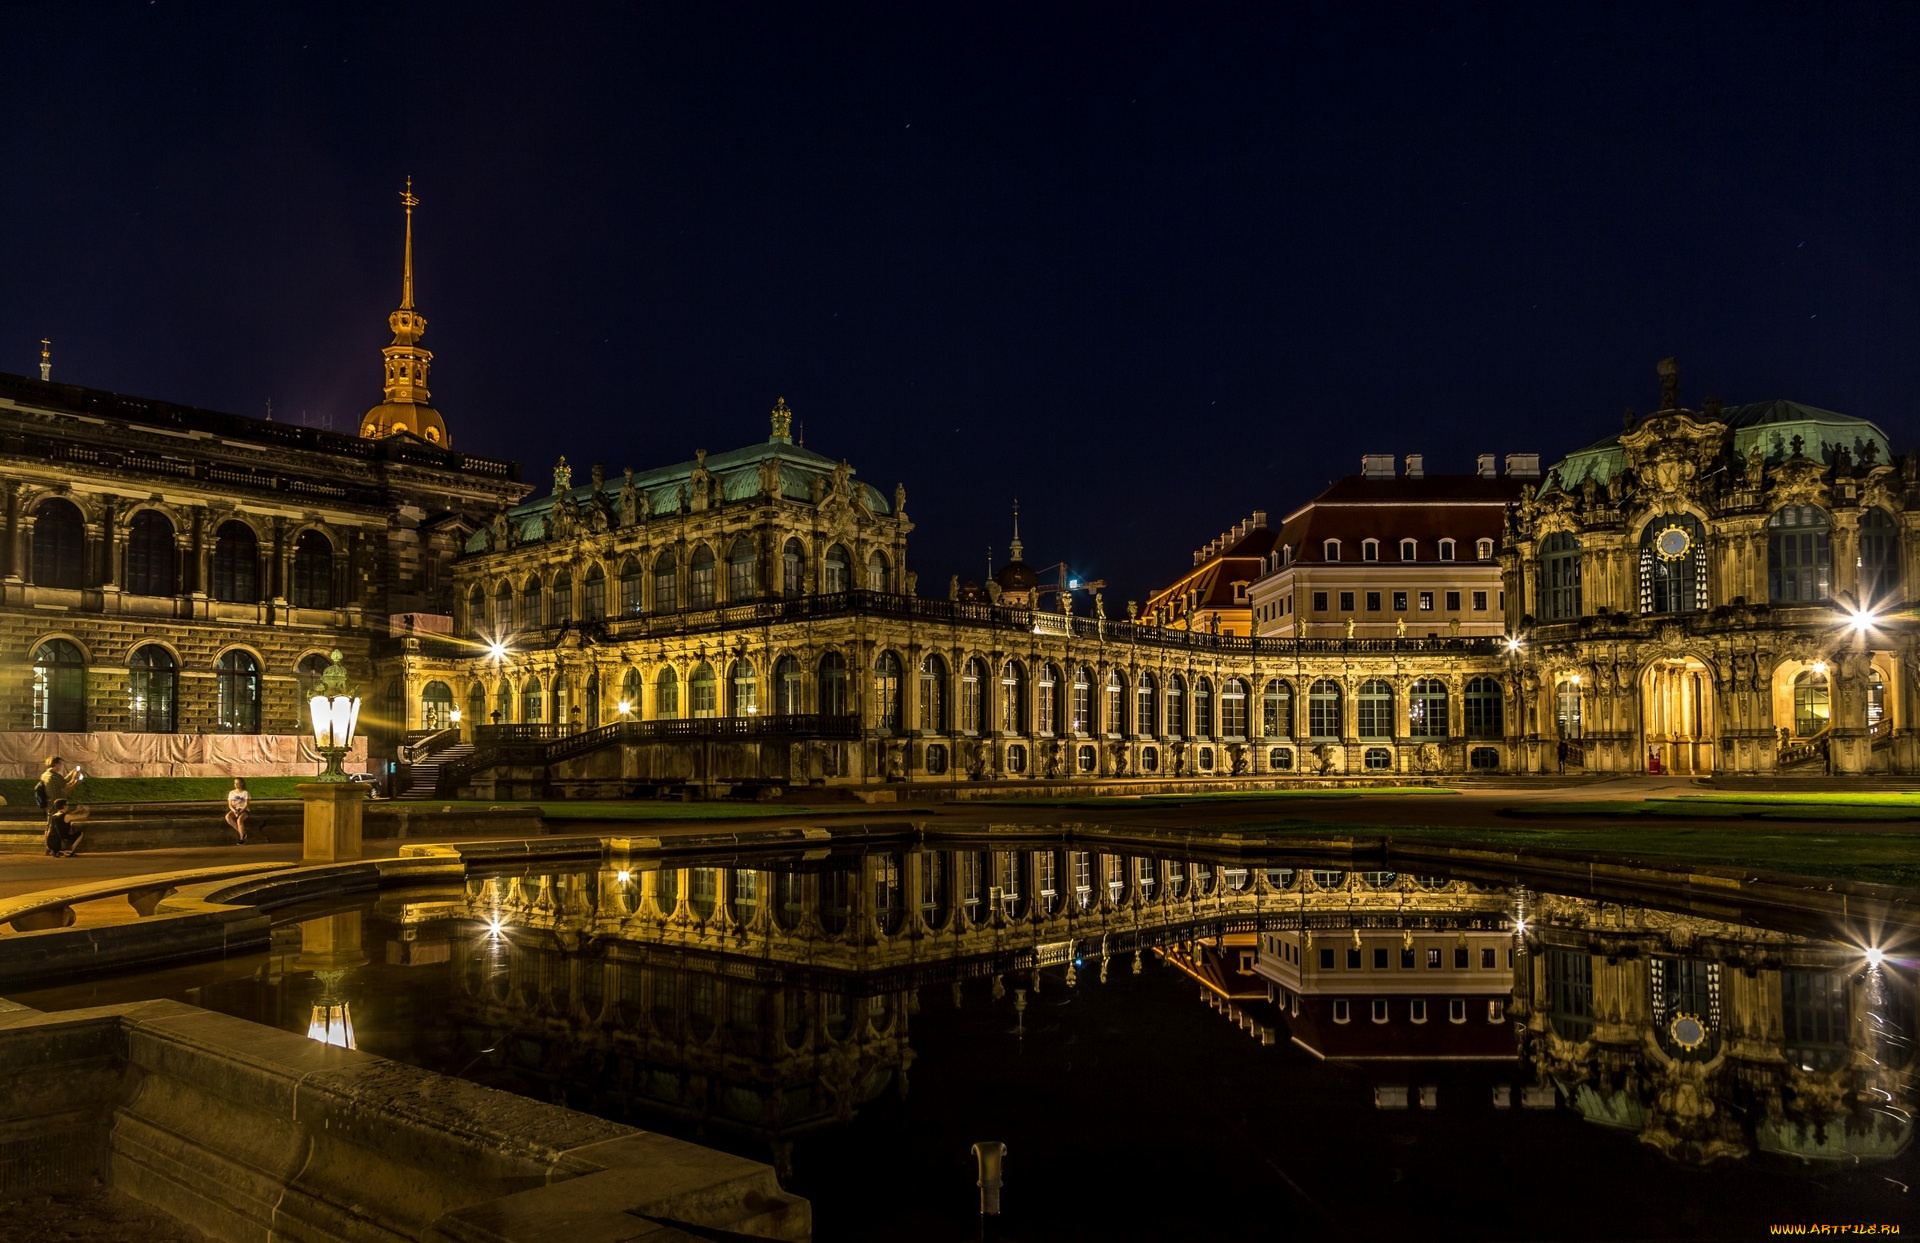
400,177,418,311
1008,499,1024,563
770,396,793,444
38,338,50,382
1657,356,1679,411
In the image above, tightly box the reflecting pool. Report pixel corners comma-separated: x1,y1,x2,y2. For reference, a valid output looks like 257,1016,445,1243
17,839,1916,1240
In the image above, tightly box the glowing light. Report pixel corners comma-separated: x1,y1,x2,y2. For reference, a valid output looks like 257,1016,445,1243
487,639,509,661
616,869,631,884
486,916,505,937
1505,636,1523,653
306,1002,355,1049
616,700,633,715
1848,607,1880,634
449,708,461,723
1812,660,1828,675
1569,674,1582,686
1514,917,1528,936
1866,946,1886,969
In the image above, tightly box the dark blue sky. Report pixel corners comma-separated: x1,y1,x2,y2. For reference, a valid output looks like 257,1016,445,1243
3,3,1915,604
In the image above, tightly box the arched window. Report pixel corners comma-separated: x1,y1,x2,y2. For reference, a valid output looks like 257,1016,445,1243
494,580,513,630
467,682,485,727
1477,538,1495,560
619,557,644,615
1308,679,1342,740
522,676,544,724
689,546,716,608
551,569,573,621
466,584,486,635
655,667,679,719
819,652,850,716
1001,660,1028,733
824,544,852,593
1768,506,1832,604
1537,532,1581,620
30,499,86,589
211,521,259,603
1357,679,1394,739
495,679,512,724
1408,678,1448,738
1640,514,1707,614
653,551,678,612
295,653,329,732
1793,669,1830,737
1262,680,1292,738
1858,508,1899,608
1036,663,1059,735
520,575,543,628
961,658,986,733
1070,668,1092,735
727,537,757,602
919,655,947,732
1361,539,1380,562
1463,676,1503,738
1104,670,1124,736
774,656,803,715
215,650,261,734
31,639,86,731
1399,538,1417,562
1220,678,1248,739
421,681,455,730
867,550,890,593
690,662,718,718
1555,679,1582,739
620,667,642,714
291,530,334,609
729,660,757,716
782,538,805,595
1193,677,1214,737
1438,538,1456,561
1869,669,1886,729
1166,673,1186,736
1323,539,1340,562
125,510,176,597
582,564,606,620
1136,672,1157,737
128,645,177,734
873,651,903,731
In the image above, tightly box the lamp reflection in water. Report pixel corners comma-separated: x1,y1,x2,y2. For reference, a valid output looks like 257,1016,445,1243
295,912,366,1050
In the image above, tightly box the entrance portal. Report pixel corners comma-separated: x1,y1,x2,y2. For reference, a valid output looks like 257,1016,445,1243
1643,657,1714,775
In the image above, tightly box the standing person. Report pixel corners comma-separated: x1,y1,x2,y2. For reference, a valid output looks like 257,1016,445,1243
45,798,86,857
225,777,254,844
36,756,76,832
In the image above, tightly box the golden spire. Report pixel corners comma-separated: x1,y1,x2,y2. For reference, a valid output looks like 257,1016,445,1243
39,338,50,382
400,176,418,311
1008,499,1024,563
770,396,793,443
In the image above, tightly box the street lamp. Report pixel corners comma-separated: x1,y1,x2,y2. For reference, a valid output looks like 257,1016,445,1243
306,649,362,782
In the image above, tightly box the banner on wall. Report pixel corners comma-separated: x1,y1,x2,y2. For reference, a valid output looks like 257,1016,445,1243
0,732,370,779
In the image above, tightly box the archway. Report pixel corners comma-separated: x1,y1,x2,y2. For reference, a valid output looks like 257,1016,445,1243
1642,656,1714,775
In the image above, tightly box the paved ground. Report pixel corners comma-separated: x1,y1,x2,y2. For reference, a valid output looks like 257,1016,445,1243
0,775,1911,920
0,1182,207,1242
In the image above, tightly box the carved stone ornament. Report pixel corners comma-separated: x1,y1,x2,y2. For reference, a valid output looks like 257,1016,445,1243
1656,622,1688,654
1620,411,1721,503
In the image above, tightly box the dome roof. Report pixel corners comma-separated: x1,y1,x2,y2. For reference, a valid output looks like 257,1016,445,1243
361,400,450,447
995,559,1038,592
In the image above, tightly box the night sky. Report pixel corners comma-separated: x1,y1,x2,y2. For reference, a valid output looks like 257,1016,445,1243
3,4,1915,605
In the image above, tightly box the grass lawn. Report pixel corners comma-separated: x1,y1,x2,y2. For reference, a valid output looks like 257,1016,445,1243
984,786,1457,809
1673,790,1920,806
0,775,313,806
1225,818,1920,888
1508,798,1920,822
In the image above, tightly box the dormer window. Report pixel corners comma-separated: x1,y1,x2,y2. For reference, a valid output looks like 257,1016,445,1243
1400,539,1417,561
1477,538,1495,560
1361,539,1380,562
1438,538,1456,561
1324,539,1341,562
1282,545,1294,566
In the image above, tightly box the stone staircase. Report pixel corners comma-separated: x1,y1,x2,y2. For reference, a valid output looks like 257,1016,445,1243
399,743,475,799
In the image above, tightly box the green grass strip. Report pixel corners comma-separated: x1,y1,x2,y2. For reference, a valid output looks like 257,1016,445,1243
0,775,313,806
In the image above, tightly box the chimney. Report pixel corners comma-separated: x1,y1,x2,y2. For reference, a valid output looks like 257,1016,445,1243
1252,510,1268,528
1477,454,1497,479
1360,453,1395,479
1505,453,1541,479
1404,454,1424,478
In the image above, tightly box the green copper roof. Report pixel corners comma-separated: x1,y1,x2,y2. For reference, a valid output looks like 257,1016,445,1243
1545,400,1893,492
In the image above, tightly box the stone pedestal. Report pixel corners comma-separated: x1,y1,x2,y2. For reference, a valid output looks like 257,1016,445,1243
299,782,367,863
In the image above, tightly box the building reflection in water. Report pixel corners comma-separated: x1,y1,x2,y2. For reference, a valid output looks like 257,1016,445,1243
277,841,1912,1177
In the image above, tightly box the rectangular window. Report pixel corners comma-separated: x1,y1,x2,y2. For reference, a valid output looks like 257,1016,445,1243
1426,948,1442,968
1449,998,1468,1023
1481,947,1496,969
1346,947,1362,969
1400,948,1415,969
1472,590,1488,611
1392,591,1408,611
1312,591,1329,612
1338,591,1355,612
1410,999,1428,1024
1370,998,1389,1023
1419,591,1434,611
1319,948,1335,970
1488,999,1505,1022
1365,591,1381,611
1373,947,1388,969
1454,947,1469,969
1332,999,1350,1023
1445,590,1461,611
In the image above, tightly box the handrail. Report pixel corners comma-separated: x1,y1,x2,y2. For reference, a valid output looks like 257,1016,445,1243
442,714,865,792
399,728,462,764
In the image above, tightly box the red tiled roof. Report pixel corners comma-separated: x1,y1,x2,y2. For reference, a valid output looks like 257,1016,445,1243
1272,475,1518,568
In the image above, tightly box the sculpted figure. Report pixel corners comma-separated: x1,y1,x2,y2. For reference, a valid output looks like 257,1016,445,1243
810,475,826,504
894,482,906,514
949,575,960,601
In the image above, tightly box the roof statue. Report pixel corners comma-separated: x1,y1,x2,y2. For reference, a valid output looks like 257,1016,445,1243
552,455,572,495
360,179,451,446
1657,356,1680,412
770,396,793,444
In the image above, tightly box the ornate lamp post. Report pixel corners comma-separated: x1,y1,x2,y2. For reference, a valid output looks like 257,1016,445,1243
306,650,362,781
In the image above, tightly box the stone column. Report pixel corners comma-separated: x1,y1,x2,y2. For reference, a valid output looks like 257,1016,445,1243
300,783,368,863
1,480,18,580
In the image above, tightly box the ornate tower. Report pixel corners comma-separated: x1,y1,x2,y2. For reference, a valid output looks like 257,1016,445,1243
360,179,451,446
